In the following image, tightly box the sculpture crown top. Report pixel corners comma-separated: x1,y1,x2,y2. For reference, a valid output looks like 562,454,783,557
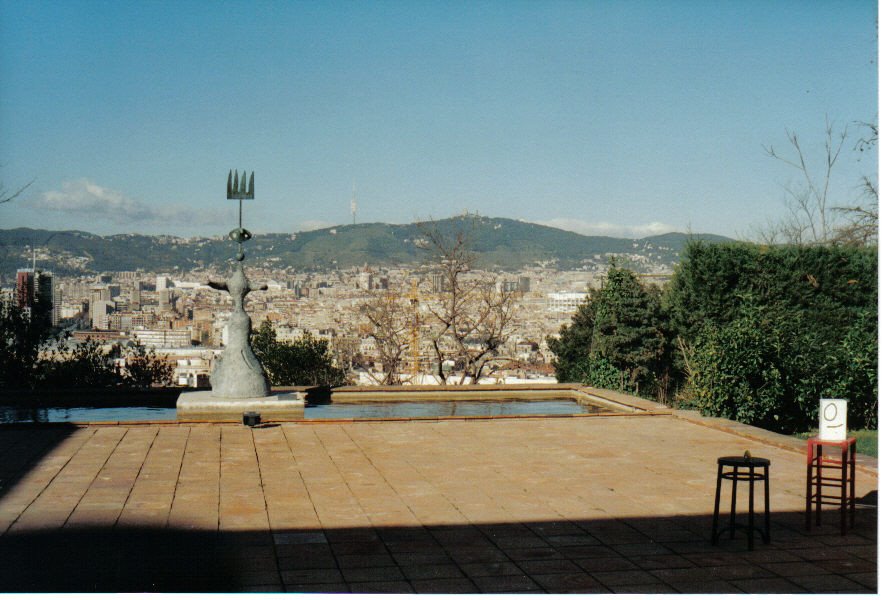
227,170,254,200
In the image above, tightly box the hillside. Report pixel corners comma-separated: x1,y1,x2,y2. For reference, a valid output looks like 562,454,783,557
0,216,733,280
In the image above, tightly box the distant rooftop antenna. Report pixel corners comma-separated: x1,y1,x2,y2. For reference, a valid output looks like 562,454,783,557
350,183,357,225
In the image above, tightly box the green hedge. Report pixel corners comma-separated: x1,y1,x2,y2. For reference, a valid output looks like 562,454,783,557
668,242,877,432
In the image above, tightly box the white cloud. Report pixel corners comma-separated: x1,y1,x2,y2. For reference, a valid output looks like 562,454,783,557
534,218,678,238
33,179,228,228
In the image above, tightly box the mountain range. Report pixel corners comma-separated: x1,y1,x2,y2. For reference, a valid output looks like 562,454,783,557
0,216,733,279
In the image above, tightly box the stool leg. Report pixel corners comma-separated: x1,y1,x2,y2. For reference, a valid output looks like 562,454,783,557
763,464,770,543
748,464,755,550
805,453,813,531
712,463,723,544
849,442,856,529
840,444,848,535
729,466,738,540
815,446,822,526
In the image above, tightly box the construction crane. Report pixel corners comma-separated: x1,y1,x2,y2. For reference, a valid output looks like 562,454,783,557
407,278,420,378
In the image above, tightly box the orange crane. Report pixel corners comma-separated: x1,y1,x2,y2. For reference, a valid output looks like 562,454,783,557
407,279,420,378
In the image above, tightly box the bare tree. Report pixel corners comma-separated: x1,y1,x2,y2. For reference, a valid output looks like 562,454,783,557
360,288,411,385
831,121,879,246
419,216,518,385
762,117,847,245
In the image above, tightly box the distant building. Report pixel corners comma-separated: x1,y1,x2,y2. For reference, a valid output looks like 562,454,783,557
91,300,115,330
431,273,446,293
130,281,142,310
15,269,34,309
357,268,374,290
132,328,192,348
36,271,56,326
547,291,589,313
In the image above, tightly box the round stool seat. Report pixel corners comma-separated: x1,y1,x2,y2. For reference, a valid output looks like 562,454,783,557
718,456,770,468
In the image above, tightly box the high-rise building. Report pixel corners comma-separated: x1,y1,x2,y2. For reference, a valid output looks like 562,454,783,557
15,269,34,309
91,299,114,330
35,270,55,327
130,281,142,310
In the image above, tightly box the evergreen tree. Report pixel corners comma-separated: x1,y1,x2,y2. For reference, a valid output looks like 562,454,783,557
548,266,673,400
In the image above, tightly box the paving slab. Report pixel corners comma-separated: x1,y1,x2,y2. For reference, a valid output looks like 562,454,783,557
0,414,876,593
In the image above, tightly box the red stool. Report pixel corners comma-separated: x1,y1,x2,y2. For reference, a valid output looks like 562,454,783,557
805,437,856,534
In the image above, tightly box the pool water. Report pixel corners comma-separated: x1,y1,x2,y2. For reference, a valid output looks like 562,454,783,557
0,399,605,423
307,399,603,419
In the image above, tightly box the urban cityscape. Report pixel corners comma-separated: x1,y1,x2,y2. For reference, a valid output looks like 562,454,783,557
6,245,672,388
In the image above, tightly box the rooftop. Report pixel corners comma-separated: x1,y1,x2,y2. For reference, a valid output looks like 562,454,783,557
0,410,876,593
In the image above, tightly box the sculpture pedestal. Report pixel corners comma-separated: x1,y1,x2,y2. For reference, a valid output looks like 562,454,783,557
176,390,305,421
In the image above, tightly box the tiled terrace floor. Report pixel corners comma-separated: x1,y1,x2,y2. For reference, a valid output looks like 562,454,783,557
0,414,876,593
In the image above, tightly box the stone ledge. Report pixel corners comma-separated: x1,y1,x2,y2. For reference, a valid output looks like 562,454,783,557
674,409,878,474
176,390,305,421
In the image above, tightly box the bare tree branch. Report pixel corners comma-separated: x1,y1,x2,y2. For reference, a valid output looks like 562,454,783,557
0,178,34,204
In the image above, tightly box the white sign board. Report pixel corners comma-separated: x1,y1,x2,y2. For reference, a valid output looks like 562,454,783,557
819,398,848,441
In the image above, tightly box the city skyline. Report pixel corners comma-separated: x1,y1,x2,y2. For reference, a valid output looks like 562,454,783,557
0,1,877,240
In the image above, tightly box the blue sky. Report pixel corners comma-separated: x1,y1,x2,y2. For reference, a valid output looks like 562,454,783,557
0,0,877,239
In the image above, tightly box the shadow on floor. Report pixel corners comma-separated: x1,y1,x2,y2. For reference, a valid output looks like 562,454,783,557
0,507,876,593
0,423,80,503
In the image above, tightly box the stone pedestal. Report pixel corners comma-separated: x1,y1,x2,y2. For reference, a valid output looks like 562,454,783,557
176,390,305,421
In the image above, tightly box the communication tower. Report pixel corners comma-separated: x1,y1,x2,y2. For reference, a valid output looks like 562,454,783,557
350,183,357,225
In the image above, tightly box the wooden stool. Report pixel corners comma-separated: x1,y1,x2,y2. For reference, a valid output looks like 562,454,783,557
805,437,856,534
712,455,770,550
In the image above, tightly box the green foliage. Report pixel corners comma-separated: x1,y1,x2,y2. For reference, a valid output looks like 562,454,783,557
252,319,348,387
548,266,673,400
547,299,595,384
122,341,174,389
1,300,174,390
40,338,122,389
671,242,877,432
0,300,50,387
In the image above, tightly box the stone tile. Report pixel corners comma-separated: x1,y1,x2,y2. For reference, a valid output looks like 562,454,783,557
459,560,524,578
815,557,877,574
400,563,464,580
280,568,344,585
284,582,350,593
731,577,808,593
340,566,404,583
608,582,678,593
235,584,284,592
449,545,510,564
593,569,662,587
348,580,414,593
574,556,639,572
391,551,452,566
763,560,830,577
503,545,565,561
531,571,608,593
788,574,872,592
844,571,877,590
670,579,743,593
335,552,395,568
515,558,582,575
411,577,479,593
471,574,541,593
559,544,620,559
629,553,694,570
273,531,327,545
